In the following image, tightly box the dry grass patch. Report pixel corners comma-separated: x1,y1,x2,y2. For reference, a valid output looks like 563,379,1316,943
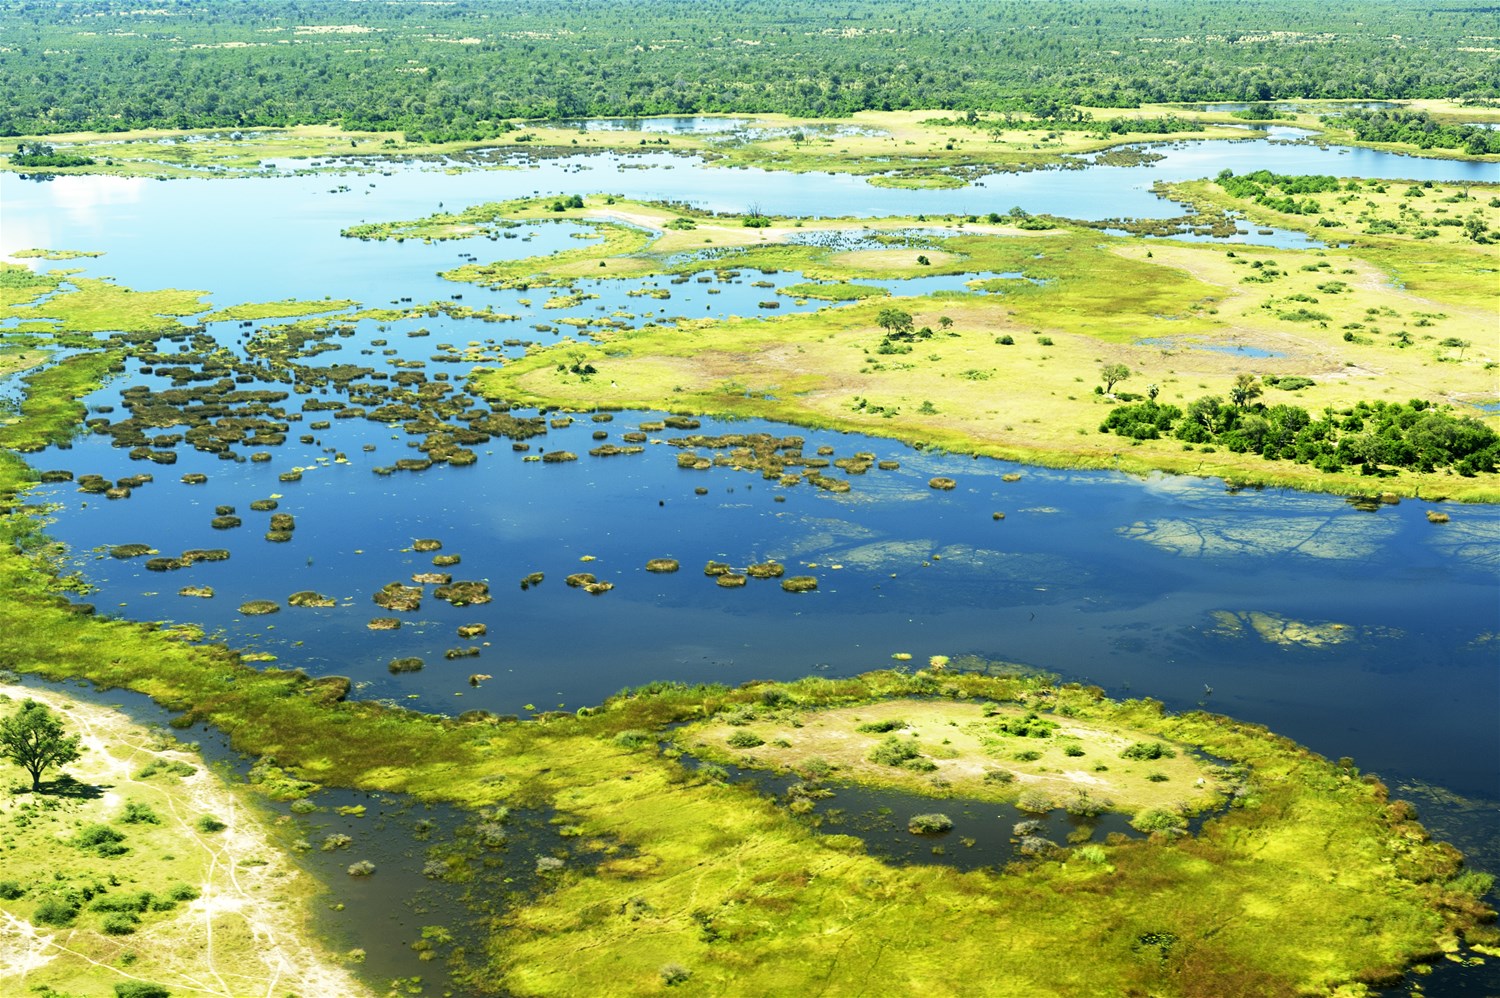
688,698,1219,816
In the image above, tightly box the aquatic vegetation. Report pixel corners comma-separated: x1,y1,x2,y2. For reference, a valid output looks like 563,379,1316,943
780,576,818,592
287,591,336,608
373,582,423,611
907,812,954,834
238,600,280,616
645,558,680,573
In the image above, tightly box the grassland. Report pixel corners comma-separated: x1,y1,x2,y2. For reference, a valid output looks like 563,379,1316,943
0,686,368,998
440,190,1499,500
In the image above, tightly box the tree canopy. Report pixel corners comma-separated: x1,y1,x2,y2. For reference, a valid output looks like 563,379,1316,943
0,1,1496,140
0,699,84,791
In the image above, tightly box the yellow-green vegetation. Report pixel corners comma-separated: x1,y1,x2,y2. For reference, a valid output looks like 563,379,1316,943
0,273,207,335
4,101,1495,183
1162,175,1500,307
0,386,1492,996
0,331,1489,992
457,194,1498,500
688,697,1218,816
8,249,103,261
198,298,357,324
0,687,368,997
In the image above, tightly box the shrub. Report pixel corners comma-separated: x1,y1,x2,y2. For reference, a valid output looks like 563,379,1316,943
612,730,653,749
1131,809,1188,833
1017,789,1055,813
195,815,226,833
347,860,376,877
0,880,24,900
1013,749,1042,762
115,984,171,998
856,718,907,733
101,912,140,935
1063,744,1085,757
76,824,128,856
121,802,160,824
726,730,764,749
869,735,922,767
32,895,80,927
168,883,200,902
983,768,1015,785
907,813,954,834
1120,741,1176,761
660,963,693,986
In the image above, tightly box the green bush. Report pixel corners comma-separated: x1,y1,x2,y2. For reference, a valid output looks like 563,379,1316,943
907,813,954,834
121,802,160,824
0,880,24,900
855,718,907,733
101,912,140,935
869,735,922,767
612,730,653,749
726,730,764,749
115,983,172,998
1017,789,1055,813
76,823,128,856
33,895,81,927
1120,741,1176,761
1013,749,1042,762
1131,809,1188,833
195,815,226,833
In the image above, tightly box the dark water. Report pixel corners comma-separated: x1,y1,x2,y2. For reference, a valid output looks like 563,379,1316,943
2,133,1498,993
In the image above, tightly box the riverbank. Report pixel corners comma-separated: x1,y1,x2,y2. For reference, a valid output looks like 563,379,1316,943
0,684,369,997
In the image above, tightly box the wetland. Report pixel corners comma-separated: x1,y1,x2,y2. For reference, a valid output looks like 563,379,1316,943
1,114,1497,996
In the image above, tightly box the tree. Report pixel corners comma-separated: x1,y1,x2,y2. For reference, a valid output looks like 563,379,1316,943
876,308,914,337
1230,373,1263,408
0,699,83,791
1100,363,1131,394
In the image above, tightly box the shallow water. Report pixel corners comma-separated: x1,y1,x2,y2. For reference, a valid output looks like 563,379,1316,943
3,131,1498,993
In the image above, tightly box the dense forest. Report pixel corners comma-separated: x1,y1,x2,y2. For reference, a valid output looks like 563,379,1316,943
1,0,1497,141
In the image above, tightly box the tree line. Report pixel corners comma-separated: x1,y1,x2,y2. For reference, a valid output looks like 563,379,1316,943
1,0,1497,141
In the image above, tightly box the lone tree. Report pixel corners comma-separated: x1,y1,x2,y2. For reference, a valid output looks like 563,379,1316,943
0,699,83,791
1229,372,1263,408
1100,363,1131,394
876,307,914,337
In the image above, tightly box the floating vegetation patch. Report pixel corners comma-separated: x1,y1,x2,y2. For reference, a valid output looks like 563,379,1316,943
109,544,155,559
367,617,400,631
238,600,280,616
373,582,423,611
288,591,337,608
388,657,424,674
745,561,784,579
434,581,492,606
178,585,214,598
645,558,680,573
781,576,818,592
929,477,957,490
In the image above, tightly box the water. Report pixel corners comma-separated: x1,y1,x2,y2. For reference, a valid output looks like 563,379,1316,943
3,131,1497,993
